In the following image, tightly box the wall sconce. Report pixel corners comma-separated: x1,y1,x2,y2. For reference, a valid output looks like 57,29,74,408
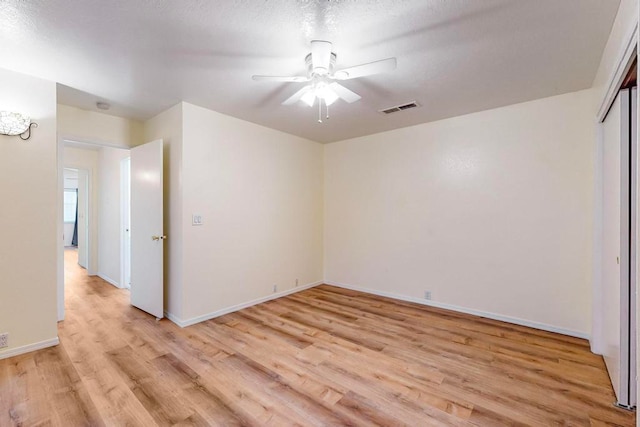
0,111,37,140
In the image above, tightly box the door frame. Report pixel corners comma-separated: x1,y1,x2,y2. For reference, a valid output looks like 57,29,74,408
57,136,131,321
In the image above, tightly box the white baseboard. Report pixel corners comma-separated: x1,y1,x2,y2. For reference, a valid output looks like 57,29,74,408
163,279,589,340
166,281,323,328
0,337,60,360
98,272,121,288
324,281,590,340
164,310,183,326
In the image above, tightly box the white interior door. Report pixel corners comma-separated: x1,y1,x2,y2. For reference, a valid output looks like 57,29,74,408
602,88,636,409
630,86,637,407
602,89,622,402
130,140,164,318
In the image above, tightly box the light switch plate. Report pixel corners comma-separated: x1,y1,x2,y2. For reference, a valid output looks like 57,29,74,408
192,214,203,226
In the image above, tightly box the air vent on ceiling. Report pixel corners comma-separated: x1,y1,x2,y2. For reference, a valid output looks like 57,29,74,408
379,101,420,115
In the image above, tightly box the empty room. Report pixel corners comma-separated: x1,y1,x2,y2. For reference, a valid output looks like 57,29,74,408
0,0,639,425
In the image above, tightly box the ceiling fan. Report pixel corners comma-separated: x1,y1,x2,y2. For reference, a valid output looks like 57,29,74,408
252,40,397,122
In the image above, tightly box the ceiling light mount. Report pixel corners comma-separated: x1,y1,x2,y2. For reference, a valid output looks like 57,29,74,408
0,111,37,141
305,52,337,77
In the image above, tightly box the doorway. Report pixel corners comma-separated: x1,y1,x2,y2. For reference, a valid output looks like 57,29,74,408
63,168,89,266
62,168,79,250
58,140,131,320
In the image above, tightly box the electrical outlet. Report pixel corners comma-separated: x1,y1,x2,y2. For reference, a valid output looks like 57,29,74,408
192,214,203,226
424,291,432,300
273,284,278,293
295,279,299,287
0,333,8,348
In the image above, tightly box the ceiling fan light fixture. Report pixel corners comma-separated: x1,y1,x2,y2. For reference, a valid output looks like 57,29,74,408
317,85,339,106
254,40,396,121
301,91,316,107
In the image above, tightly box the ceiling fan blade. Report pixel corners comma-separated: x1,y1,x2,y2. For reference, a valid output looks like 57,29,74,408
333,57,397,80
282,86,311,105
329,82,361,103
310,40,332,74
252,75,309,83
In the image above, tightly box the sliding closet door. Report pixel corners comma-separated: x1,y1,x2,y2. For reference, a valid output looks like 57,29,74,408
602,87,635,409
630,86,637,408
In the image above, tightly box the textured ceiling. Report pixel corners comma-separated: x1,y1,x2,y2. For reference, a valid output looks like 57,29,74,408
0,0,621,143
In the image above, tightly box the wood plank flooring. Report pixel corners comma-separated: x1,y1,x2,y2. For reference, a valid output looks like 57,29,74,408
0,248,635,426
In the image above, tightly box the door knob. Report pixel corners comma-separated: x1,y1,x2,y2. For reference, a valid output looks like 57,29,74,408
151,235,167,241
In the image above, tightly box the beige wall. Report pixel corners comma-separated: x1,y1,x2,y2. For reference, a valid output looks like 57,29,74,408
58,104,143,148
144,102,324,325
145,103,323,323
143,103,184,319
0,68,58,357
325,89,595,337
179,103,324,322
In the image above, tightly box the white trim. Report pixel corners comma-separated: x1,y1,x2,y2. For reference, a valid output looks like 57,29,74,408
57,137,65,322
164,310,183,326
166,281,323,328
0,337,60,360
62,137,131,151
98,272,121,288
325,281,590,340
592,122,605,354
596,22,638,123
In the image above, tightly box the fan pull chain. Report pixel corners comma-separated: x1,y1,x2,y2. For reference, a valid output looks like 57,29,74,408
316,99,331,123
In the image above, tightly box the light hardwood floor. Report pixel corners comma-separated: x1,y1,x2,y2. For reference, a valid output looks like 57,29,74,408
0,248,635,426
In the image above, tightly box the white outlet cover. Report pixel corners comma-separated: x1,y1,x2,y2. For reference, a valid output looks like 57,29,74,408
192,214,203,226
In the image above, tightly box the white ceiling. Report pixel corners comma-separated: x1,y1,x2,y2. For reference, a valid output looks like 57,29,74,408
0,0,620,143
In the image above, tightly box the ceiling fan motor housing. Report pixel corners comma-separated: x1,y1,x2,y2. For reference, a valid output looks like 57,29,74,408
305,52,337,76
